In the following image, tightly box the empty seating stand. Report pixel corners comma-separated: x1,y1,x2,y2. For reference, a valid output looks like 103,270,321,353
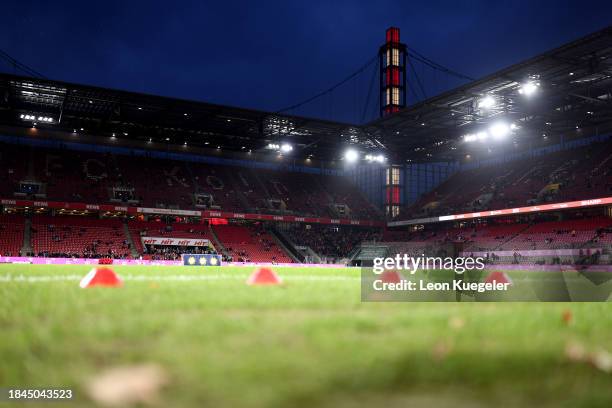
213,224,293,263
0,142,379,221
31,216,131,258
0,214,24,256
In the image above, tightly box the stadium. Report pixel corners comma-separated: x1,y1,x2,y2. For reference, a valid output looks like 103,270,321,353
1,3,611,407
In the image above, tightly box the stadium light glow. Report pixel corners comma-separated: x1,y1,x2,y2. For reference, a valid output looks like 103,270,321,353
280,143,293,153
477,95,495,109
489,122,510,139
267,143,280,150
20,114,53,123
464,121,517,143
518,81,539,96
344,149,359,163
365,154,386,163
463,134,477,142
463,132,488,142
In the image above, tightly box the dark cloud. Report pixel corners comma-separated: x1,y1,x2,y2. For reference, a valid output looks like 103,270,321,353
1,0,610,122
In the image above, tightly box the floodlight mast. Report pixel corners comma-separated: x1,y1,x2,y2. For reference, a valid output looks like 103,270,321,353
380,27,407,117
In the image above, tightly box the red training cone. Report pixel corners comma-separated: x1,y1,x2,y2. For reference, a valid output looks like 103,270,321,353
484,271,512,286
381,269,403,283
246,267,282,285
79,267,123,288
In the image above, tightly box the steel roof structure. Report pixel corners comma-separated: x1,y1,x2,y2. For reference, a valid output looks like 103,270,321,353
364,26,612,162
1,26,610,163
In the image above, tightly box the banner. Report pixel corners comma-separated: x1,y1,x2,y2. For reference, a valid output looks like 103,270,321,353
388,196,612,227
141,236,211,247
137,207,201,216
0,198,384,226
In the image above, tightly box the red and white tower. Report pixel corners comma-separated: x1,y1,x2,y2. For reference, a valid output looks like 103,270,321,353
380,27,407,117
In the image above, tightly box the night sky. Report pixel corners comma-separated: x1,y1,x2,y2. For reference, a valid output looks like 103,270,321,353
2,0,611,123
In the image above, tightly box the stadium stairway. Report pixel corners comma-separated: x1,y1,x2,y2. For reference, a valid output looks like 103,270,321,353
268,227,302,263
123,223,140,258
303,246,323,264
208,225,231,259
225,171,254,211
274,227,323,263
351,244,389,266
312,176,336,216
251,170,272,206
493,227,529,251
20,217,32,256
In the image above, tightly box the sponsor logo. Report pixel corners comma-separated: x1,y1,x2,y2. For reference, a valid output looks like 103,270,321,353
581,199,601,206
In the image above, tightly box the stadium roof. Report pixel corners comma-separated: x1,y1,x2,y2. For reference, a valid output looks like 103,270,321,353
0,72,365,161
1,26,611,163
364,25,612,162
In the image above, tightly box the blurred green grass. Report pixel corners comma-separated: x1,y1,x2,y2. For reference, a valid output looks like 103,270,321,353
0,264,610,408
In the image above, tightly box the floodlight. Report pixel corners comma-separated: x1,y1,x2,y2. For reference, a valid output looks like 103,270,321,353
518,81,539,96
489,122,510,139
344,149,359,162
280,143,293,153
365,154,386,163
478,96,495,109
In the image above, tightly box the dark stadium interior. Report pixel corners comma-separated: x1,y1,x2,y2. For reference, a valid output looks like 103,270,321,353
2,2,612,407
0,26,611,266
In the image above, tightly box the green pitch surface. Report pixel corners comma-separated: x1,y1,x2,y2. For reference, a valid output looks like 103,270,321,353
1,264,611,408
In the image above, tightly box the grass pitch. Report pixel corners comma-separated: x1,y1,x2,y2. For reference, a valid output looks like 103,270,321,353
0,264,611,408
